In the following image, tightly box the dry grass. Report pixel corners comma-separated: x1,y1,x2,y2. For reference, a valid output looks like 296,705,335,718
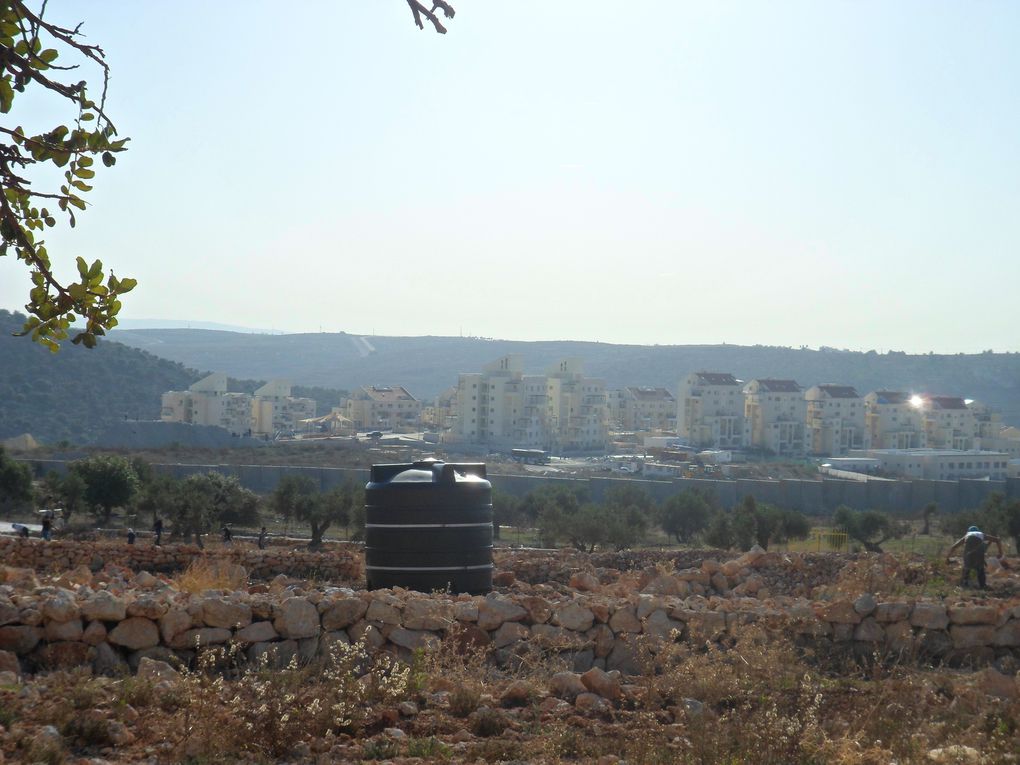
172,556,248,593
1,621,1019,764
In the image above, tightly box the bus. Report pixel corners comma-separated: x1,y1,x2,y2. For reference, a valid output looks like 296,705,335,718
511,448,550,465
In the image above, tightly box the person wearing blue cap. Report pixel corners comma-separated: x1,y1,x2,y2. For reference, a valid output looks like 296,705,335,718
947,525,1003,589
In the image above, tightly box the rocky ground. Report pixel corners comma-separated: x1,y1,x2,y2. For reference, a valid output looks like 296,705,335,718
1,540,1019,764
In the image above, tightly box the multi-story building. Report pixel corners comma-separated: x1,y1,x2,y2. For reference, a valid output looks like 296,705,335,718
676,372,747,449
160,372,253,436
451,356,607,453
422,387,458,431
914,395,978,450
607,386,676,432
251,380,316,436
346,386,421,431
545,359,609,452
743,379,806,456
846,448,1011,480
864,391,923,449
804,384,865,456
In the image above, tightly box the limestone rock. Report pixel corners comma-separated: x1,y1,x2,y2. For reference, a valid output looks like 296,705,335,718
274,597,320,639
81,591,126,622
82,619,107,646
818,601,862,625
94,641,129,676
575,692,611,714
554,602,595,632
911,604,949,630
947,604,998,626
0,625,41,654
321,597,368,631
580,666,621,700
402,599,453,631
874,602,912,622
492,621,529,648
235,620,278,644
41,592,79,623
853,593,877,616
159,609,192,644
569,572,599,591
949,625,996,649
108,617,160,651
387,627,439,651
477,595,527,631
175,627,232,648
44,618,83,642
365,598,402,624
500,679,535,707
550,671,587,701
127,595,169,621
609,606,641,633
201,597,252,629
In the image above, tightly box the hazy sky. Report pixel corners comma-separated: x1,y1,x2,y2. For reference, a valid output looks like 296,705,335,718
1,1,1017,352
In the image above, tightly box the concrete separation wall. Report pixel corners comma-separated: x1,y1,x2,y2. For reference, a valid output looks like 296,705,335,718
17,459,1020,516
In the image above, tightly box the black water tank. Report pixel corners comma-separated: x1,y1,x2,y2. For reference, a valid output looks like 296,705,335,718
364,460,492,594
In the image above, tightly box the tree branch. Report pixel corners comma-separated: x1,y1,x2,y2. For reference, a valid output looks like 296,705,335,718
406,0,455,34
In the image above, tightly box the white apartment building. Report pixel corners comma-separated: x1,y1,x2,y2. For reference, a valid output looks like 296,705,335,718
864,391,923,449
607,386,676,432
161,373,253,436
451,356,608,453
162,373,317,437
676,372,747,449
251,380,316,436
916,395,978,450
744,379,806,456
346,386,421,431
805,384,865,456
847,448,1011,481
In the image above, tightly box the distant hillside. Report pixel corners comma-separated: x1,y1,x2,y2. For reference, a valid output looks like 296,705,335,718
0,311,347,444
111,327,1020,425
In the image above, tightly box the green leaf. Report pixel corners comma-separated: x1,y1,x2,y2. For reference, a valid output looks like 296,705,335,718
0,78,13,114
102,152,116,167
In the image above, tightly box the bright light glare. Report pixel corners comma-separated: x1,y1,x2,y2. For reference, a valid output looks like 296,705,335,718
909,395,924,408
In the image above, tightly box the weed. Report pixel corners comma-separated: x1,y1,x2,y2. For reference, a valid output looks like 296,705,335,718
406,736,451,759
361,738,400,760
448,685,481,718
174,556,247,593
470,707,508,737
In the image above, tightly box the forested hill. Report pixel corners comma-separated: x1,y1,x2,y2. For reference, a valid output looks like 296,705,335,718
111,327,1020,425
0,311,347,444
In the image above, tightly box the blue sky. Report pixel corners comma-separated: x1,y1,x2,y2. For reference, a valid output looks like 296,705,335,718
1,1,1017,351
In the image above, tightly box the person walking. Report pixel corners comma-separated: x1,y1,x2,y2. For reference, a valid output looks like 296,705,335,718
947,525,1004,589
127,528,136,545
41,515,52,541
221,524,233,544
257,526,268,550
153,517,164,546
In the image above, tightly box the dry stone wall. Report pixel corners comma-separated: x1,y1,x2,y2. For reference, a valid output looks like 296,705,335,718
1,544,1018,680
0,537,362,581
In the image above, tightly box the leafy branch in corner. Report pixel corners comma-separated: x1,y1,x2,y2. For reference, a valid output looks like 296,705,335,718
0,0,132,350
